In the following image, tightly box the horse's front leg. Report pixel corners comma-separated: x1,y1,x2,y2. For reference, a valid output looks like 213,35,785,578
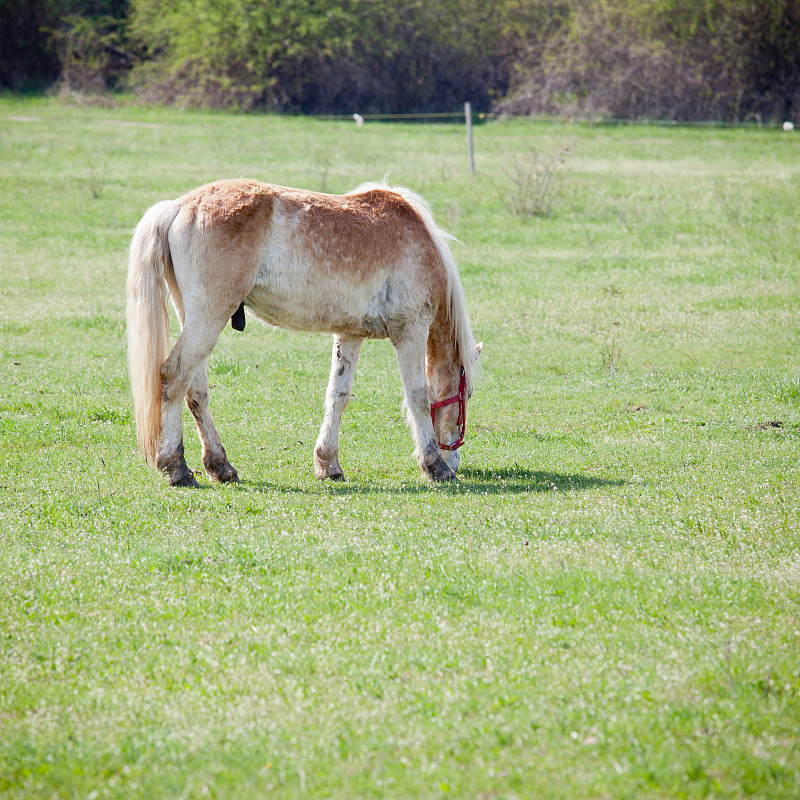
393,324,457,482
314,334,363,480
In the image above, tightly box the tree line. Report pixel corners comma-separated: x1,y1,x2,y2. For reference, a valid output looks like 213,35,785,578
1,0,798,122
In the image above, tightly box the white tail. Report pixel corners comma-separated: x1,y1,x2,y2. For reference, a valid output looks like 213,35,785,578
125,200,181,466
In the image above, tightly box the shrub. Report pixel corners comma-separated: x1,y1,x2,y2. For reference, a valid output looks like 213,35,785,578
499,143,570,218
497,0,800,123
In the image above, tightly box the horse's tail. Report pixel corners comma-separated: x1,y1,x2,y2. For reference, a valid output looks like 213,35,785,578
391,186,478,393
126,199,181,467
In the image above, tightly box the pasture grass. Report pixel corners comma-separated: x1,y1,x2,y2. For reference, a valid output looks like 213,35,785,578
1,97,799,799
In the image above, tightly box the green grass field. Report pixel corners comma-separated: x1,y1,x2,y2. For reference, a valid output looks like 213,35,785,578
1,96,799,799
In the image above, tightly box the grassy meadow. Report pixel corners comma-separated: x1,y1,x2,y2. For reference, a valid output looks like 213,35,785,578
1,96,799,799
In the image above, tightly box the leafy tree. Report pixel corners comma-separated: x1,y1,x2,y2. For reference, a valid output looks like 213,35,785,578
126,0,529,112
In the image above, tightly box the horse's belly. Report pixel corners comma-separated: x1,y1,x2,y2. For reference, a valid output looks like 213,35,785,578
245,271,396,338
244,285,351,333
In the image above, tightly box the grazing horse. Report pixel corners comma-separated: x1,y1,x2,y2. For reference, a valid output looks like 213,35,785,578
126,179,481,486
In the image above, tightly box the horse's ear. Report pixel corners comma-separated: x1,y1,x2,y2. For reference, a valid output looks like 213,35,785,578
473,342,483,361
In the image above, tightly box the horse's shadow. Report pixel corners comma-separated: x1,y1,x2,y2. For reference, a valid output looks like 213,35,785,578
227,466,626,496
455,466,626,494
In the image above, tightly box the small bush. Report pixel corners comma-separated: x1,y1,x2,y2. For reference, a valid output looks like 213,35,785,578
500,143,570,218
601,330,623,374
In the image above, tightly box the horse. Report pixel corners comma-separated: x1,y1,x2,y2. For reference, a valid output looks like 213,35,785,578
126,178,482,486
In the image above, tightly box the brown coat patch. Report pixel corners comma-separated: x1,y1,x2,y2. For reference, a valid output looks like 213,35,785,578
281,186,445,282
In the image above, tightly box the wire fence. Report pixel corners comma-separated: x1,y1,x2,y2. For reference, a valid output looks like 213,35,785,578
308,105,794,179
311,109,794,130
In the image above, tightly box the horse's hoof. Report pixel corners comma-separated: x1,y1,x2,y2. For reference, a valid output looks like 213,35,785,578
203,453,239,483
316,464,345,481
427,462,458,483
211,463,239,483
169,469,199,488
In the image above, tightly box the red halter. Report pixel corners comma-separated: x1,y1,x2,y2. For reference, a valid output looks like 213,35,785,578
430,367,467,451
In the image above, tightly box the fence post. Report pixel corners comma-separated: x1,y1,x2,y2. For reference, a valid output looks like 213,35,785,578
465,102,475,175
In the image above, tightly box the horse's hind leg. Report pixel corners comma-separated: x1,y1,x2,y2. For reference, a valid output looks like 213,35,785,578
393,323,456,482
314,334,363,480
186,358,239,483
157,320,225,486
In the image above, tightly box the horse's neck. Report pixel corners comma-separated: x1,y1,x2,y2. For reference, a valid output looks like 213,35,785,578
426,318,461,401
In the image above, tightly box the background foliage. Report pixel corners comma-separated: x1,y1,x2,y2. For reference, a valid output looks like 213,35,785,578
1,0,798,120
499,0,800,123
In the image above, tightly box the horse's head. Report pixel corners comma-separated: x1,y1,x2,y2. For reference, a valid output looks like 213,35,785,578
430,342,482,473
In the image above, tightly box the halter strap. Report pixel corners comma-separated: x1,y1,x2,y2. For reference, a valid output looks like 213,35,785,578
430,367,467,451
